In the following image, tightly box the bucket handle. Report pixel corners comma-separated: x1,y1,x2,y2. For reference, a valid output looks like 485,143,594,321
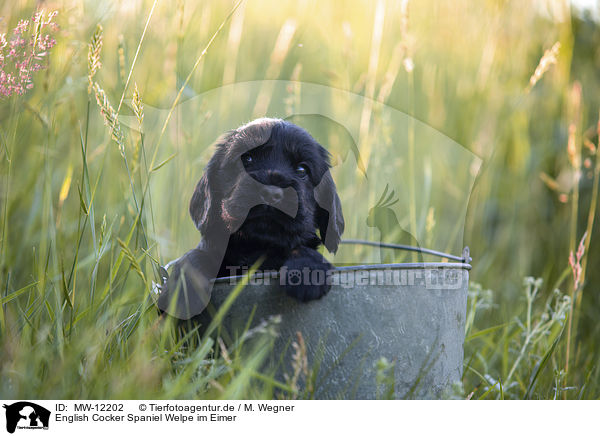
339,239,472,263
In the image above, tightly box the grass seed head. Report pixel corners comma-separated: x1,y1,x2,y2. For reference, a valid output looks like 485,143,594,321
133,82,144,126
527,41,560,92
88,24,103,94
93,82,125,154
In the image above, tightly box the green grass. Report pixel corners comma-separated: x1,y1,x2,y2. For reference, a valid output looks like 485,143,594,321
1,0,599,399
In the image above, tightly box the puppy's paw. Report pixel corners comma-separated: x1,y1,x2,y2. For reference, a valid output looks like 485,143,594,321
281,255,332,302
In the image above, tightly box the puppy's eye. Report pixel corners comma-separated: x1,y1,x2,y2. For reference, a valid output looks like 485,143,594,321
296,163,309,177
241,153,253,165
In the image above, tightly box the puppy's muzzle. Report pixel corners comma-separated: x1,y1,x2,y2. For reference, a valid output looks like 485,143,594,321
260,185,284,205
221,173,299,232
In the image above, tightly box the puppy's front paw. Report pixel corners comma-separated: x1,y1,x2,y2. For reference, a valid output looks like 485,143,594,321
281,256,332,302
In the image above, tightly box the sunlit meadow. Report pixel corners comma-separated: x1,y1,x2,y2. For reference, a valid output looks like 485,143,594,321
1,0,599,399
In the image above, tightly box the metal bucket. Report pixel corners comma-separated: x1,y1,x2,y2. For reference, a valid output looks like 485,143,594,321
202,242,471,399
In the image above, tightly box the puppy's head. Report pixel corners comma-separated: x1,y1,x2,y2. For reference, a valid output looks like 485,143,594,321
189,118,344,252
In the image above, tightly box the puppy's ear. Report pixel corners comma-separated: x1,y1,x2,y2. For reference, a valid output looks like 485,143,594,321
189,130,238,233
314,170,344,253
189,173,210,233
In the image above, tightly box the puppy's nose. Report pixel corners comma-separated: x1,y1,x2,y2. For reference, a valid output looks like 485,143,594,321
265,170,289,187
260,185,284,204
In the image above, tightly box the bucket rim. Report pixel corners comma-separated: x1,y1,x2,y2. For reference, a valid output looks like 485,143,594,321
160,242,472,285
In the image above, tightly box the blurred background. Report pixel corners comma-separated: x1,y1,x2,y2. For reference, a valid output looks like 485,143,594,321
1,0,599,399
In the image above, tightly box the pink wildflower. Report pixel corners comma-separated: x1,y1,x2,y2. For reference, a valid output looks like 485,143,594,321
14,20,29,35
0,10,58,98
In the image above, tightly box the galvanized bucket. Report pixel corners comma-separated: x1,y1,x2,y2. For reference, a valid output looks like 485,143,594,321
203,241,472,399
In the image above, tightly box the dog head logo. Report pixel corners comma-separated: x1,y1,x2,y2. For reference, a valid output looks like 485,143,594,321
2,402,50,433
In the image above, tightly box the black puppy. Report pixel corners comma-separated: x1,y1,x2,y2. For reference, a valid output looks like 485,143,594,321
158,118,344,320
